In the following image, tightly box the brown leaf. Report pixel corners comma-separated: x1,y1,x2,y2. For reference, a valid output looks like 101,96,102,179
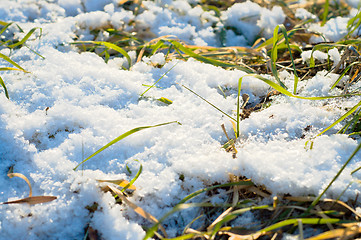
2,196,57,205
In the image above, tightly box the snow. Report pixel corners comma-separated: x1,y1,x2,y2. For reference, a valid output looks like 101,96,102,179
0,1,361,239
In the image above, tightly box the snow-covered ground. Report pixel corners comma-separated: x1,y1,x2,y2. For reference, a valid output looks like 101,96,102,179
1,0,361,239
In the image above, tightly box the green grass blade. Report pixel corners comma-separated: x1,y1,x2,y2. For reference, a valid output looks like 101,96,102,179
240,74,357,100
236,77,243,138
321,0,330,26
178,181,254,204
95,41,132,68
278,24,299,94
331,61,361,89
270,25,287,89
258,218,344,235
345,9,361,39
150,40,168,55
308,141,361,210
168,40,254,73
73,41,132,69
7,27,39,48
0,76,9,99
0,53,27,72
73,121,181,170
0,67,25,71
121,159,142,193
0,22,12,36
157,97,172,105
211,205,272,237
162,233,197,240
181,84,237,122
309,43,347,68
314,100,361,138
141,63,178,97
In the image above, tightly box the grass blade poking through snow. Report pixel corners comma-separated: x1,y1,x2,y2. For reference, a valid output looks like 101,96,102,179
72,41,132,69
180,84,237,122
141,63,178,97
236,77,243,138
278,25,299,94
270,25,286,89
0,76,9,99
73,121,181,170
168,40,254,73
7,27,41,49
270,25,299,91
0,53,29,99
306,100,361,148
321,0,330,26
121,159,142,193
308,140,361,211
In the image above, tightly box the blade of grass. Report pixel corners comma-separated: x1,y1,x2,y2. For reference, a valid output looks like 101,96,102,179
0,76,9,99
321,0,330,26
73,41,132,69
308,140,361,211
73,121,181,170
0,53,28,72
278,24,299,94
7,27,40,49
345,9,361,39
331,61,361,89
168,40,254,73
141,63,178,97
0,22,12,37
240,74,357,100
178,181,254,205
210,205,272,238
236,77,242,138
121,159,142,193
181,84,237,122
311,100,361,140
270,25,286,89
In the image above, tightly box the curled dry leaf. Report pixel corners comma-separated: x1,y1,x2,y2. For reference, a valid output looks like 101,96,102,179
7,170,32,197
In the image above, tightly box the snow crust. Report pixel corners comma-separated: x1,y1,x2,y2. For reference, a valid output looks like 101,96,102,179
0,1,361,239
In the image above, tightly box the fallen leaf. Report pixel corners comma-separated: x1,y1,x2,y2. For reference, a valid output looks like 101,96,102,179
2,196,57,205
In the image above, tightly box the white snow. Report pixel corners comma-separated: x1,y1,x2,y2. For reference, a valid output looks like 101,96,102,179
0,1,361,239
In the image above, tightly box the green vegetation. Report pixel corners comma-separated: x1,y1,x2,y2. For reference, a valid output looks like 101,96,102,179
68,1,361,239
3,0,361,239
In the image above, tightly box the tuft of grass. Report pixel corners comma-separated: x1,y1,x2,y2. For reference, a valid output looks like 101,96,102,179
0,22,39,99
71,41,132,69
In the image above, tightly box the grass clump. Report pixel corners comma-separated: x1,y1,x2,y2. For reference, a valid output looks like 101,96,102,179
0,21,40,99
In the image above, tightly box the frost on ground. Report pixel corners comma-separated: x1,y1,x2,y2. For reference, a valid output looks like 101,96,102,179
1,0,361,239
